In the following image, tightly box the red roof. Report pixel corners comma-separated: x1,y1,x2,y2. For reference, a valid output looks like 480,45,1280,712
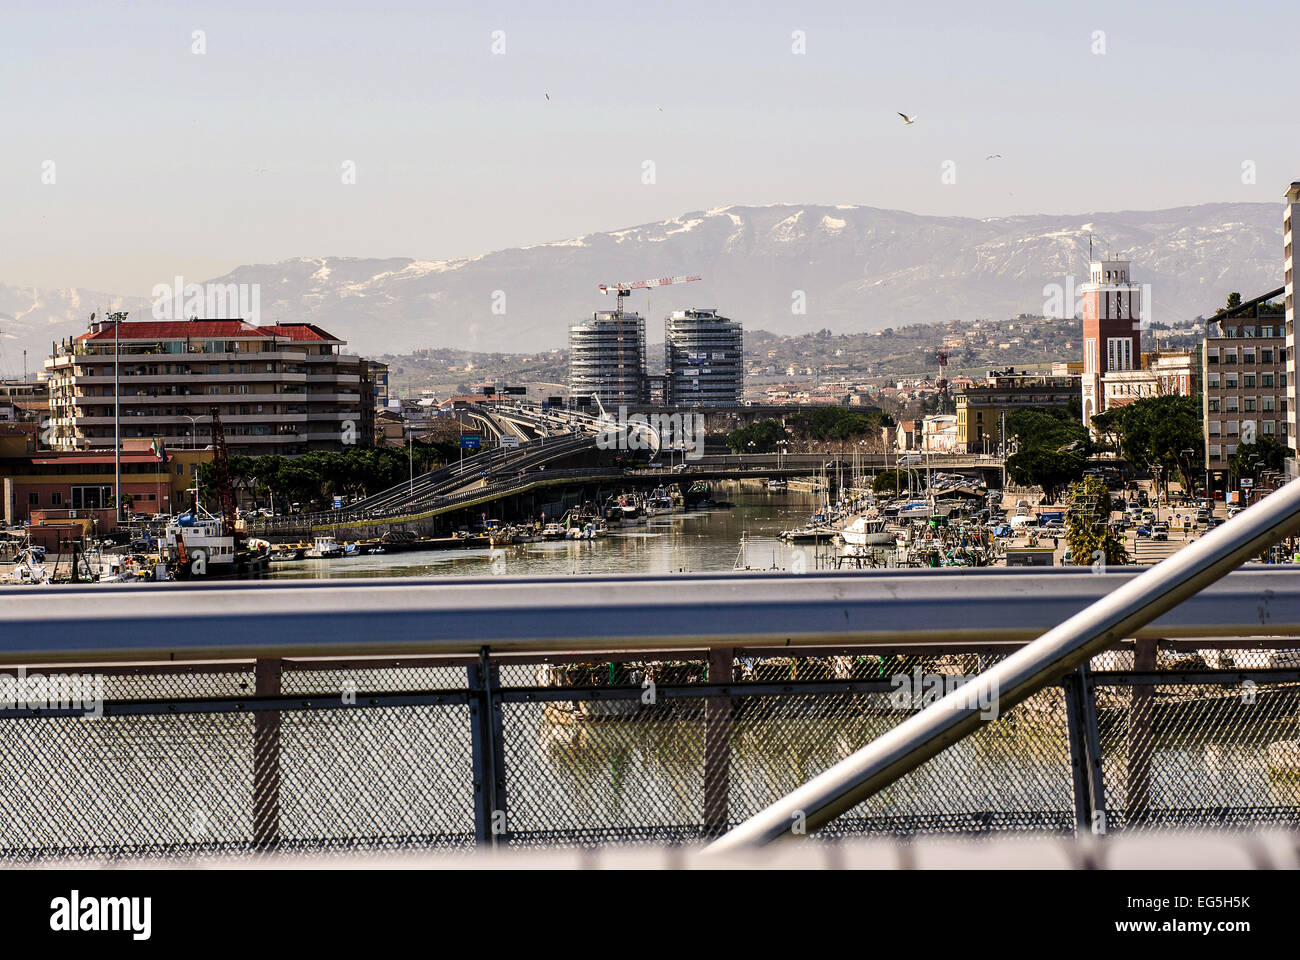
78,320,265,341
258,323,339,342
76,319,342,343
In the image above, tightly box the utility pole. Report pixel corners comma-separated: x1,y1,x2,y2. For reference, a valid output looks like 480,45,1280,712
109,311,129,522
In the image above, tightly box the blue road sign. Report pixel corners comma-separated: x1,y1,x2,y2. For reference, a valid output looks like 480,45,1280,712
333,496,343,509
461,434,481,450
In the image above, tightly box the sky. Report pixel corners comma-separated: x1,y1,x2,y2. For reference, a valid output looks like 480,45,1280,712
3,0,1299,295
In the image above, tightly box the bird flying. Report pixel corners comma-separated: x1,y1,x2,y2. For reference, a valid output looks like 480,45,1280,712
545,93,550,101
898,112,917,125
985,154,1002,160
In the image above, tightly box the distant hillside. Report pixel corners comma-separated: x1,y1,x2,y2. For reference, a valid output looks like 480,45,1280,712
1,201,1284,368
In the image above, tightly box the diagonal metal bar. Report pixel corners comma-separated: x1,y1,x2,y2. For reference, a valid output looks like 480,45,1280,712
705,476,1300,853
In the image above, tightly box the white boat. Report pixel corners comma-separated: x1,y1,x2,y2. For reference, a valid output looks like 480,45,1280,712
541,523,566,541
840,514,894,547
306,535,343,559
165,509,238,574
6,547,49,584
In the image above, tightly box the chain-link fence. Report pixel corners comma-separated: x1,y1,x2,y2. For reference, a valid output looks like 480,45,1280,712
0,643,1297,861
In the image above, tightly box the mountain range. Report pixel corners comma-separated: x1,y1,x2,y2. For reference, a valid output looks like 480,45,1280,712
0,201,1286,369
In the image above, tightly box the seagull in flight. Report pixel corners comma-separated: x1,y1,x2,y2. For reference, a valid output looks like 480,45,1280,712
985,154,1002,160
545,93,550,101
898,112,917,125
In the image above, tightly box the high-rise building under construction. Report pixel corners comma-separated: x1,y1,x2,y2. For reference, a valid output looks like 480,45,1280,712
664,308,743,407
567,311,647,406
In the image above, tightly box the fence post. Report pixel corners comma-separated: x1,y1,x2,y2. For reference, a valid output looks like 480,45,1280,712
469,647,508,847
252,657,281,851
703,647,734,839
1126,637,1157,828
1062,664,1107,837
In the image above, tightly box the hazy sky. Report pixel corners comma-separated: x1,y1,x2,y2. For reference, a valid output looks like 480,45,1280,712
4,0,1298,294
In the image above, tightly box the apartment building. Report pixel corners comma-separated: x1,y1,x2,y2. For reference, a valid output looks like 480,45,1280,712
568,311,647,406
1202,289,1287,481
954,371,1080,454
45,318,372,456
664,308,744,407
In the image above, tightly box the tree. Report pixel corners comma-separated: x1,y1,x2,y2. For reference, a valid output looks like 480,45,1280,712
1005,447,1087,502
872,469,906,493
726,419,786,453
1229,436,1287,480
1002,406,1092,500
1064,475,1128,567
1092,395,1203,493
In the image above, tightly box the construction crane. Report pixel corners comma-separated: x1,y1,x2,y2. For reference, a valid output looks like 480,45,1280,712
208,405,238,539
598,274,701,317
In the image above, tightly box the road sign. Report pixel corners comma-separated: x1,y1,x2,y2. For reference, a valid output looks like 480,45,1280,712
1240,478,1254,488
461,434,481,450
333,496,343,509
500,435,519,449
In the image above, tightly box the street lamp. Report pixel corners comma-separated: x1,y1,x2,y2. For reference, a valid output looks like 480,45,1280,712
183,415,203,450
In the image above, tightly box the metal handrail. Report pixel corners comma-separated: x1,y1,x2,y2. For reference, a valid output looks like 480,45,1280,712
4,565,1300,665
705,476,1300,852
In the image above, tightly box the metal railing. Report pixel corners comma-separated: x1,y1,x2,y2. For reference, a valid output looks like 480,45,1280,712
0,565,1299,861
707,475,1300,852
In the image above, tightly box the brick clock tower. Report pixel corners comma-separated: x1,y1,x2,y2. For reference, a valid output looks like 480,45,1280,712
1080,258,1142,429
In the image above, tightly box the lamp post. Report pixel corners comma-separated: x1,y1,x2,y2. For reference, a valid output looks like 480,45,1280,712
183,415,202,450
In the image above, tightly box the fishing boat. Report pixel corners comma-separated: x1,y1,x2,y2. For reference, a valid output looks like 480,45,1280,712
166,508,239,575
644,487,675,515
766,478,788,491
541,522,566,541
839,514,894,547
269,544,306,562
306,535,343,559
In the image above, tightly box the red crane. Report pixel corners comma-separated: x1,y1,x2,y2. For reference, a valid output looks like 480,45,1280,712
598,274,701,317
208,405,238,539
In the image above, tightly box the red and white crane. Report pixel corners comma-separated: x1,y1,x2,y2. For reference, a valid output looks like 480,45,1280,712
598,274,701,317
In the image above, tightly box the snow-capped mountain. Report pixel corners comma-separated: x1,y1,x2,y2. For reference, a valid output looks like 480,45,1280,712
1,201,1285,365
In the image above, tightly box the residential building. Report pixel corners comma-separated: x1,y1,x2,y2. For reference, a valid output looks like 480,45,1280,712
663,309,743,406
44,318,371,456
919,414,958,454
1101,350,1201,410
954,371,1080,454
568,311,647,407
1202,288,1287,485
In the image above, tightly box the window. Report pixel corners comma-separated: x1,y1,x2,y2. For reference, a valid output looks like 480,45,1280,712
1208,420,1221,435
1208,398,1220,412
1263,397,1275,412
1209,444,1222,459
1243,350,1256,364
1225,397,1239,412
1225,373,1238,389
1224,350,1238,364
1207,350,1219,365
1264,420,1276,435
1207,372,1220,387
1226,421,1239,435
1263,373,1275,388
1245,398,1256,412
27,492,38,506
1261,326,1274,338
1262,348,1274,363
1245,373,1256,388
50,491,62,506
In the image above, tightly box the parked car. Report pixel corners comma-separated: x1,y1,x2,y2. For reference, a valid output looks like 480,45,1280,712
1136,526,1152,538
1151,524,1169,542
